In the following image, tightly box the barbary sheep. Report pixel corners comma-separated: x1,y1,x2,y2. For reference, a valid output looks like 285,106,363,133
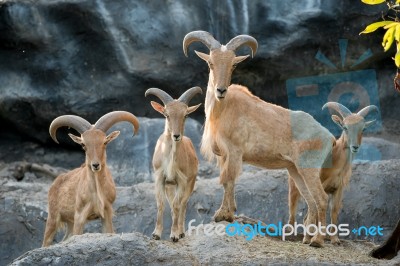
183,30,335,247
42,111,139,247
288,102,378,245
145,87,202,242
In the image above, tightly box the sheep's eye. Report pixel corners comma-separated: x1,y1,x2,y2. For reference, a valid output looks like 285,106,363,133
343,127,348,131
81,144,86,150
165,114,169,119
184,114,188,118
232,64,238,69
362,128,367,132
208,62,214,68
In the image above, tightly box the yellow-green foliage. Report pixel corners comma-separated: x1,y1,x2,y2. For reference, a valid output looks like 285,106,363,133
360,0,400,67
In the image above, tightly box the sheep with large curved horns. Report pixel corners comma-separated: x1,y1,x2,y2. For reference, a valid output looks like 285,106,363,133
183,30,335,247
42,111,139,247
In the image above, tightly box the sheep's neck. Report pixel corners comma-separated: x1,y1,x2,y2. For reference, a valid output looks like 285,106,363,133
205,73,225,120
85,161,106,218
337,132,354,162
162,120,181,181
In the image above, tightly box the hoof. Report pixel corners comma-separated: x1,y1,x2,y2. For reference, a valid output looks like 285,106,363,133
152,234,160,240
331,239,341,245
171,236,179,242
214,208,235,222
302,236,311,244
179,233,185,239
310,241,324,248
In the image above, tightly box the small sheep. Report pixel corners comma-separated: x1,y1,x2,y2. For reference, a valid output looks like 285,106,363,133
145,87,202,242
42,111,139,247
288,102,378,244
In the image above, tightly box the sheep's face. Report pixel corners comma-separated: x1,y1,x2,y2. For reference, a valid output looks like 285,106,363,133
150,100,201,142
331,114,375,153
69,129,120,172
195,48,248,101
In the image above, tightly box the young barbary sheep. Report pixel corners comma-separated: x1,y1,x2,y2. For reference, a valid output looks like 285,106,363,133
145,87,202,242
42,111,139,247
183,30,335,247
288,102,378,244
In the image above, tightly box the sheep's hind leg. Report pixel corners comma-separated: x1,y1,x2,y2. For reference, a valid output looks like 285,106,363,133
297,167,328,248
62,222,73,241
42,215,57,247
287,166,318,245
288,175,301,226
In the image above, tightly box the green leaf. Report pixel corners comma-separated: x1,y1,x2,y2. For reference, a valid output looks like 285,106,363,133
382,26,396,51
360,21,394,34
394,51,400,68
361,0,386,4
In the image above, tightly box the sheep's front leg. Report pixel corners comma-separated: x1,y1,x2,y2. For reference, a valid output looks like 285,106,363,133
73,203,92,235
152,177,165,240
329,187,343,245
214,153,241,223
178,180,194,239
288,175,301,226
169,185,181,242
102,203,115,234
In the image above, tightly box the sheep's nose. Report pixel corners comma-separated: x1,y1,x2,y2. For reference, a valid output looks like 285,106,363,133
217,87,226,94
351,146,359,153
173,134,181,141
92,163,100,170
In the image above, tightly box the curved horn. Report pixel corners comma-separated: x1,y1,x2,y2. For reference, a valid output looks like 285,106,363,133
357,105,379,118
183,30,221,57
145,88,174,105
178,86,203,105
95,111,139,135
226,35,258,58
322,102,352,118
49,115,92,144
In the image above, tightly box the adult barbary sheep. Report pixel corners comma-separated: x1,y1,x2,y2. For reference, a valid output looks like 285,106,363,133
288,102,378,245
146,87,201,242
42,111,139,247
183,30,335,247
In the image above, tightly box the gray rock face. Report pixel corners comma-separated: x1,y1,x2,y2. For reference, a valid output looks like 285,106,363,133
2,159,400,265
0,0,399,144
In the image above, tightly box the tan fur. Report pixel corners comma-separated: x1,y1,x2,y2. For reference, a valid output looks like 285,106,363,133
288,112,373,245
42,129,118,247
196,45,334,247
150,100,199,242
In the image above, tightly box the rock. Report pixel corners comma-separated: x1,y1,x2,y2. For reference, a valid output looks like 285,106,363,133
0,0,399,144
2,159,400,265
10,230,400,265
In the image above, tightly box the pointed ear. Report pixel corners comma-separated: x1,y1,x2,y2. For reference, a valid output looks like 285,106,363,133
194,50,210,62
331,115,344,129
187,103,202,115
150,101,165,115
105,131,120,145
68,133,82,145
234,55,249,65
365,119,376,128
